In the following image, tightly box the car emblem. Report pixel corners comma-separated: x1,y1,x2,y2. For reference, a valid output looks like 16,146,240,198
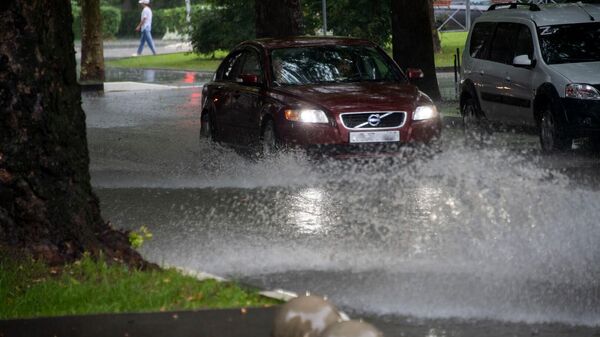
368,114,381,127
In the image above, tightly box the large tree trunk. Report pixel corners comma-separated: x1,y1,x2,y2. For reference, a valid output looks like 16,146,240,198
255,0,303,38
0,0,146,267
391,0,441,100
80,0,105,86
429,0,442,53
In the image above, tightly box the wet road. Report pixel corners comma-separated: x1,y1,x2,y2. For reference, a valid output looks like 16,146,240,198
85,86,600,336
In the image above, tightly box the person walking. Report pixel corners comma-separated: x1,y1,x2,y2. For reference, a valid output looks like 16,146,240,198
134,0,156,56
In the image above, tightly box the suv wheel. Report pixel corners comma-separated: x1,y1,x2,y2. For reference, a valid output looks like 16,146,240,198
540,105,571,152
462,98,488,141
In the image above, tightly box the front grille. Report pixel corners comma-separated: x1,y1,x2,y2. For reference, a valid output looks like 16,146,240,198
340,112,406,129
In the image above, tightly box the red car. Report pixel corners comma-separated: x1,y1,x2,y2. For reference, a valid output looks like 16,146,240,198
200,37,441,156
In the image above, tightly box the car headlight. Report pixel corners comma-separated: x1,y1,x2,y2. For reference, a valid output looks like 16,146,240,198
565,84,600,100
284,109,329,123
413,105,438,121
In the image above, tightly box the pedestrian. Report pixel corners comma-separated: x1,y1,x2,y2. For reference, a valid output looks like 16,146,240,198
134,0,156,56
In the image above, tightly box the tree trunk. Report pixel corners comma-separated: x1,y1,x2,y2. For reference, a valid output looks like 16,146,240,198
255,0,303,38
391,0,441,100
0,0,146,267
430,0,442,53
80,0,105,86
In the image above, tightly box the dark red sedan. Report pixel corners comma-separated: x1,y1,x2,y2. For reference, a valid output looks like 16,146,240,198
200,37,441,156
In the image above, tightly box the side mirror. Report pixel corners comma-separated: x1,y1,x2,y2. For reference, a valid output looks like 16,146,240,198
240,74,260,85
513,54,535,68
407,68,424,80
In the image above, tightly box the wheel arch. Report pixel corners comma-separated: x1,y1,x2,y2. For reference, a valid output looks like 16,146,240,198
460,79,482,116
534,83,565,127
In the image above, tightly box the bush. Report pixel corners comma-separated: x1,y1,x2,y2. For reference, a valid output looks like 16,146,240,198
101,6,122,38
71,3,122,39
118,10,140,38
190,2,255,54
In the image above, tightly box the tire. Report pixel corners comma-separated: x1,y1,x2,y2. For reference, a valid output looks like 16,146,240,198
200,111,216,141
539,104,571,152
462,97,488,141
261,119,279,157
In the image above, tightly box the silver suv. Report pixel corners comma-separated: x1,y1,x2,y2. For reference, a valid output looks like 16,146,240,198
460,2,600,151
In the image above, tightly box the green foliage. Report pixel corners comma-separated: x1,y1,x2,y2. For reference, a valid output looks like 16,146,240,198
128,225,153,249
102,6,122,38
72,1,81,38
71,2,122,39
190,0,255,54
0,252,280,319
155,5,204,37
436,31,468,68
117,10,140,38
303,0,392,46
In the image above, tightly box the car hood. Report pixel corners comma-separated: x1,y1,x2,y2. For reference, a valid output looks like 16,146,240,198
272,82,422,113
548,61,600,84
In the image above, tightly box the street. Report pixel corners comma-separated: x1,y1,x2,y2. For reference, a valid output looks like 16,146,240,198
85,85,600,336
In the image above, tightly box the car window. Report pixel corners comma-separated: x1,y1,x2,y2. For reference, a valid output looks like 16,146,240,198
221,52,244,81
489,23,520,64
514,25,534,61
538,22,600,64
240,49,263,83
469,22,495,59
270,45,401,86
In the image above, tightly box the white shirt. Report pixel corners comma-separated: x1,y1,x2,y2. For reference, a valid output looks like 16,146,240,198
141,7,152,31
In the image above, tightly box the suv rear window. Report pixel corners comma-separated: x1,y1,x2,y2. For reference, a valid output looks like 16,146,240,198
469,22,495,59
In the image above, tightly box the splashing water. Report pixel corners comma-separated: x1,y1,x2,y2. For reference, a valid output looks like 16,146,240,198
94,131,600,326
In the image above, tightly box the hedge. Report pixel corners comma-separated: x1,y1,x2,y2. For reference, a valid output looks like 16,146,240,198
72,4,122,39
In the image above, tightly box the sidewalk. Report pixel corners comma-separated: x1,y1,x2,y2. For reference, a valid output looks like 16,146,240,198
74,39,193,60
0,307,275,337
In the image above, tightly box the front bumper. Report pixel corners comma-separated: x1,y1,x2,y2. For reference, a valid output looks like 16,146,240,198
276,116,442,148
563,98,600,137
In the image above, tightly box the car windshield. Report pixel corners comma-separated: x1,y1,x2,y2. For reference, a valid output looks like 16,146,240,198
537,22,600,64
270,45,402,86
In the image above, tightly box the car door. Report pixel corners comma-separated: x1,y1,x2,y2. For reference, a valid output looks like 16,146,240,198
483,22,521,123
464,22,496,118
504,23,536,126
213,51,244,143
229,48,265,145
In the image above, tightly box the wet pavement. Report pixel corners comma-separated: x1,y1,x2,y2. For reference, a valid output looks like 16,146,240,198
85,84,600,336
104,68,212,86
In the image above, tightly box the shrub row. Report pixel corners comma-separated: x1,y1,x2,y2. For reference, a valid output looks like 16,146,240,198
72,3,122,39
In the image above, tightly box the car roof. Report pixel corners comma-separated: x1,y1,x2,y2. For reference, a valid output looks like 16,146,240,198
239,36,377,51
479,3,600,26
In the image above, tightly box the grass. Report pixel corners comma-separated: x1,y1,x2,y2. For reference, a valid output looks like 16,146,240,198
106,32,469,71
106,50,229,71
0,252,279,319
436,31,469,68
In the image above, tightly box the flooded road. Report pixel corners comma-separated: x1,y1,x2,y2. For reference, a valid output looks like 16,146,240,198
86,87,600,336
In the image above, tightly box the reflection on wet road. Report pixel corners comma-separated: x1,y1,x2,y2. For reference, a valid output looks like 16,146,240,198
86,88,600,336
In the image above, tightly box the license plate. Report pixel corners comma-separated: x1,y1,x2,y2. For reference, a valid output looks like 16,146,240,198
349,131,400,143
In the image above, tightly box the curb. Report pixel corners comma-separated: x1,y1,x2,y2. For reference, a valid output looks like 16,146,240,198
169,265,351,321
